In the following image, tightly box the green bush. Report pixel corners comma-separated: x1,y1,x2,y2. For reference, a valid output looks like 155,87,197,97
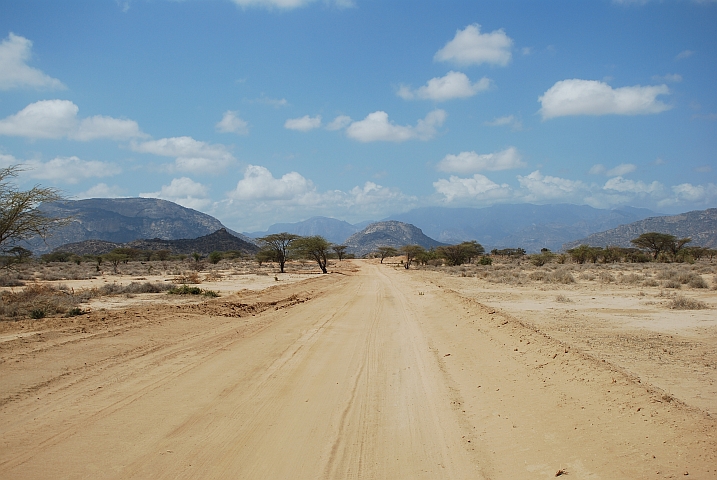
478,256,492,265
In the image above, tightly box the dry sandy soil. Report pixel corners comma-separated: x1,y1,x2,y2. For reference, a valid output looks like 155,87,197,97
0,259,715,478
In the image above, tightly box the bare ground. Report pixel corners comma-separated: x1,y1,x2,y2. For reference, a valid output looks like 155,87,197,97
0,260,715,479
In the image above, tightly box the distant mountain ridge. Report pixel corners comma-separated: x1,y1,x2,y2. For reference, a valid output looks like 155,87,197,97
563,208,717,250
246,216,362,244
344,221,445,257
385,204,661,253
54,229,259,256
23,198,255,254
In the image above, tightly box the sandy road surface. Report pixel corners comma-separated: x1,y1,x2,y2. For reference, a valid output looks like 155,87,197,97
1,261,715,479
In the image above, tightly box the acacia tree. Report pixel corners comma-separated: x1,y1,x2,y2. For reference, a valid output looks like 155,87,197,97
291,235,331,274
257,232,300,273
332,244,347,261
436,241,485,266
631,232,691,260
375,246,398,263
400,244,425,269
0,165,67,252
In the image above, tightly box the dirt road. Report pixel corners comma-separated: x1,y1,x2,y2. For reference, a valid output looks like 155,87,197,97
1,262,715,478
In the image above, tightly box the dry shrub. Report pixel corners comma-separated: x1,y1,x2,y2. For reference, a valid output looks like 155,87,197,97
548,268,576,284
579,271,596,281
203,271,224,282
0,273,25,287
172,271,202,284
642,278,659,287
0,283,86,319
668,295,708,310
663,279,681,289
656,269,677,280
688,275,709,289
619,273,642,284
555,294,572,303
598,272,615,283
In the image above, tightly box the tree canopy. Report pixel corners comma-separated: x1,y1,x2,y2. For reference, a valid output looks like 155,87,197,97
631,232,691,260
257,232,300,273
375,246,398,263
291,235,332,274
0,165,67,253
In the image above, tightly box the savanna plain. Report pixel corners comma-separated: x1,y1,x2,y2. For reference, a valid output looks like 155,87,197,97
1,257,716,479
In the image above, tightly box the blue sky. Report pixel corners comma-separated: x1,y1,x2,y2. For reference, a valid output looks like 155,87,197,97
1,0,715,231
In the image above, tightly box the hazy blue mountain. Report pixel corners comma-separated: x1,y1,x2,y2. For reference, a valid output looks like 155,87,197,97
23,198,255,254
385,204,660,252
344,221,445,257
563,208,717,250
246,216,362,244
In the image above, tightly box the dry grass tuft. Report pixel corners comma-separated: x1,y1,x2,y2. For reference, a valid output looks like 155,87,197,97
668,295,708,310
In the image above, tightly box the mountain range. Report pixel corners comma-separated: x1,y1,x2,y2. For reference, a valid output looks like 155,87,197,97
563,208,717,250
23,198,255,254
247,204,660,253
56,228,259,256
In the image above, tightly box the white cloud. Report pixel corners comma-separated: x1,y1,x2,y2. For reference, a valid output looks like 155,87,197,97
433,174,513,202
216,110,249,135
606,163,637,176
326,115,352,131
397,71,491,101
589,164,606,175
434,24,513,67
229,0,353,9
77,183,125,199
676,50,695,60
517,170,586,201
22,156,122,184
603,176,663,194
345,109,446,142
670,183,717,203
483,114,523,131
284,115,322,132
0,33,65,90
652,73,682,83
140,177,212,210
229,165,315,201
437,147,524,174
539,79,671,119
131,136,235,174
74,115,146,141
0,99,146,140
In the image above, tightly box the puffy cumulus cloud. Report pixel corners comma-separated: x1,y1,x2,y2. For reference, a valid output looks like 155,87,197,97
539,79,671,119
397,71,491,101
483,115,523,131
140,177,212,210
517,170,587,201
131,136,235,174
216,110,249,135
0,33,65,90
22,156,122,184
0,100,145,140
229,165,315,201
606,163,637,176
230,0,353,9
437,147,524,174
670,183,717,203
77,183,125,199
433,174,512,202
325,115,352,131
345,109,447,142
284,115,322,132
434,24,513,67
603,176,663,194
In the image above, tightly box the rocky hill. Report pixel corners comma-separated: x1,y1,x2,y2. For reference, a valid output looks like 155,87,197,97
23,198,255,254
562,208,717,250
387,204,659,253
55,229,259,256
344,221,444,257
